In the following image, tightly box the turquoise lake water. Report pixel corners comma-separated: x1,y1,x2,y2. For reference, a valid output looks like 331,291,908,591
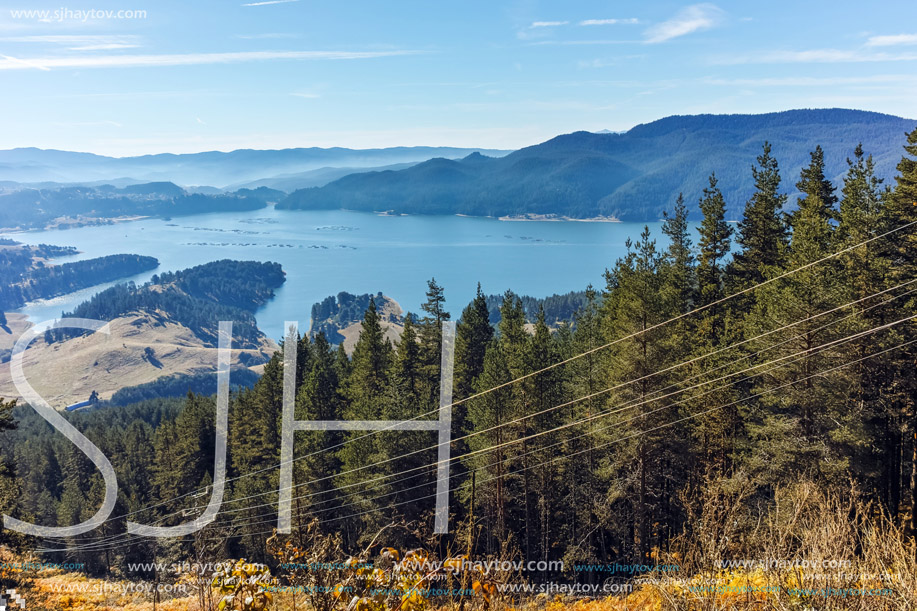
7,208,679,341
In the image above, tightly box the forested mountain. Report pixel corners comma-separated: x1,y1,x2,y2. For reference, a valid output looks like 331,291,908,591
0,182,266,231
2,129,913,593
225,162,421,192
0,239,158,310
5,110,911,229
279,109,915,221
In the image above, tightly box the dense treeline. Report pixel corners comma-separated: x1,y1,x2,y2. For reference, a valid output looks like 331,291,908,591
1,242,74,310
310,290,587,346
1,252,159,311
1,130,916,582
152,259,286,312
108,369,262,406
483,290,589,326
51,260,285,349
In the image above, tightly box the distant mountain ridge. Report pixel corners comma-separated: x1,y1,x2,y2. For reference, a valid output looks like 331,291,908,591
279,109,916,221
0,145,512,188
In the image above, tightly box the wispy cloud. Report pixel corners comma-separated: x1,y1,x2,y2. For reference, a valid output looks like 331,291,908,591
579,18,639,26
703,74,917,87
69,43,141,51
0,54,52,70
530,21,568,28
577,55,646,68
865,33,917,47
644,3,724,43
52,120,122,127
242,0,298,6
2,35,142,51
389,99,618,113
235,33,299,39
527,39,640,46
1,34,140,45
715,49,917,64
0,49,421,71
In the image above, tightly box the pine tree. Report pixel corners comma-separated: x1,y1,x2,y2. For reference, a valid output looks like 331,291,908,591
151,419,183,509
453,284,495,468
834,144,899,509
344,298,391,418
885,127,917,531
561,286,608,569
662,193,696,316
497,291,533,561
335,342,352,383
299,332,343,419
377,314,437,533
336,298,393,543
393,315,422,411
418,278,451,408
296,332,312,390
696,173,733,340
528,307,565,567
57,445,107,572
454,283,494,401
464,339,513,556
731,142,789,289
601,227,684,562
293,332,343,534
14,437,60,531
174,393,217,497
838,144,887,245
741,150,845,486
886,125,917,246
228,350,285,560
116,420,155,525
0,399,19,549
791,145,838,225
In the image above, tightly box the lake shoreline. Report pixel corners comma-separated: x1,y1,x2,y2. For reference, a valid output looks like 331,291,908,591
1,209,628,237
0,215,152,235
8,207,673,340
497,214,621,222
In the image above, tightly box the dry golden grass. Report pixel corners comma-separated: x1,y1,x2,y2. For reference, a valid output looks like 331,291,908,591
0,313,32,352
3,483,914,610
337,296,404,354
0,310,275,407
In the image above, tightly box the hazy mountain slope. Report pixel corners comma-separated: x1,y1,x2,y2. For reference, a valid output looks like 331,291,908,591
0,146,512,187
225,162,421,192
279,109,916,221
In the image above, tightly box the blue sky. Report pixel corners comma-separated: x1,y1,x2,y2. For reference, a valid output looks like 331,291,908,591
1,0,916,156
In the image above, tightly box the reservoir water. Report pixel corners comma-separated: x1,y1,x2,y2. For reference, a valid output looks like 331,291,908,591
7,208,676,341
